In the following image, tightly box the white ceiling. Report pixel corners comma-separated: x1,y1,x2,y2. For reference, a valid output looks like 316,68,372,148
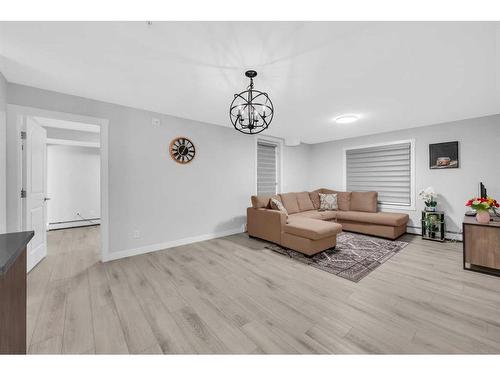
1,22,499,144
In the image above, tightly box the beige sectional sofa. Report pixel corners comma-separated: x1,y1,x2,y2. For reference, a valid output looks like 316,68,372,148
247,188,409,256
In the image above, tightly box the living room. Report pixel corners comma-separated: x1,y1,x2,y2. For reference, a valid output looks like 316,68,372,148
1,1,500,373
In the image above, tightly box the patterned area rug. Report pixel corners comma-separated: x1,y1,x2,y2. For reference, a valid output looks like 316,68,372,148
265,232,408,282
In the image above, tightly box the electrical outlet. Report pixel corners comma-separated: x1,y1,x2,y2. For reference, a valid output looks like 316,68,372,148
133,230,140,239
152,118,161,126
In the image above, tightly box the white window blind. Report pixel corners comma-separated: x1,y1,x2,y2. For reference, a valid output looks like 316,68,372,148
257,141,278,195
346,142,412,206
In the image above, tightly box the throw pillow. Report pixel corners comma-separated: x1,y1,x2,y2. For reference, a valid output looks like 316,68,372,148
270,197,288,215
319,193,338,211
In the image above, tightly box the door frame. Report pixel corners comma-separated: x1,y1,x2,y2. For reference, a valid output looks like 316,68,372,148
8,104,109,263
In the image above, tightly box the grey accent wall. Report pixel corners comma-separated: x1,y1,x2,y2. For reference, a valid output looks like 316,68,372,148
308,115,500,237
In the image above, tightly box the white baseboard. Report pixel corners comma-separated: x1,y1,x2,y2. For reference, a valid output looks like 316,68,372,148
102,225,245,262
406,227,421,235
406,226,462,241
48,219,101,230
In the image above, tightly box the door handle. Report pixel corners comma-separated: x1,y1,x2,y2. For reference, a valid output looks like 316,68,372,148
44,197,51,202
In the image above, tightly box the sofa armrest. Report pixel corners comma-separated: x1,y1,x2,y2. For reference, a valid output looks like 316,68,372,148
246,207,286,244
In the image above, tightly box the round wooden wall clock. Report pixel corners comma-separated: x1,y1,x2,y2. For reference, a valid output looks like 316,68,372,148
169,137,196,164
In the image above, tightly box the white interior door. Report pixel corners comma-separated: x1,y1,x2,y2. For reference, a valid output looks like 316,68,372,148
25,118,47,272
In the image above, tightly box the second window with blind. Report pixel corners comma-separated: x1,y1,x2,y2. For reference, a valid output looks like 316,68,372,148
345,140,414,208
256,140,280,195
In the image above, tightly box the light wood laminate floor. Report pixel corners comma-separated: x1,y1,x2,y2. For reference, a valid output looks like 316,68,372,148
27,226,500,354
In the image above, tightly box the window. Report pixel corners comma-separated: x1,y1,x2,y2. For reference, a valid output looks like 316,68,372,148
256,140,279,195
345,140,414,208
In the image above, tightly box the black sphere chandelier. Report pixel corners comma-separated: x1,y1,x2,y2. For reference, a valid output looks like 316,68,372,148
229,70,274,135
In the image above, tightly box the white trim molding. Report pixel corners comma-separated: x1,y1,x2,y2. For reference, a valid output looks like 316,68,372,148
102,225,245,262
343,139,416,211
33,116,101,133
46,138,100,148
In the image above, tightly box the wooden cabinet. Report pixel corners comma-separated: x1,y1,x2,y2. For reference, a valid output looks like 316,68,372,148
0,231,34,354
463,216,500,276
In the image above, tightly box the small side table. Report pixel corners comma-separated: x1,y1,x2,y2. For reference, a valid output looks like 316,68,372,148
421,210,445,242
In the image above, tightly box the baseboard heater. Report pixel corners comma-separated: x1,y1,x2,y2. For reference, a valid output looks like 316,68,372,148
406,225,462,241
48,218,100,230
50,218,100,224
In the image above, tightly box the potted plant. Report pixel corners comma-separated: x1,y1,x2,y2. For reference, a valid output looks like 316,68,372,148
465,197,499,224
418,187,438,212
424,214,439,238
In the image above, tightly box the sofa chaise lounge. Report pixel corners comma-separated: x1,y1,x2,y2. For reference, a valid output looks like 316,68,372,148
247,188,409,256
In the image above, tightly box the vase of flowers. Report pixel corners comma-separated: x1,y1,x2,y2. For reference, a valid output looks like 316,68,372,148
419,187,438,212
465,197,499,224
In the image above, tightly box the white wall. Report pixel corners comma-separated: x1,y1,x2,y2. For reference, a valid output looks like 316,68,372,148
309,115,500,238
47,145,100,227
0,72,7,233
282,143,312,192
6,83,302,259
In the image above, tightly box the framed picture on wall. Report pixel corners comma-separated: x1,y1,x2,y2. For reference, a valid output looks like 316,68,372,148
429,141,459,169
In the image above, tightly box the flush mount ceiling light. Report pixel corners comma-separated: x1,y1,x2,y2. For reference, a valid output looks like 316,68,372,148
335,114,360,124
230,70,274,135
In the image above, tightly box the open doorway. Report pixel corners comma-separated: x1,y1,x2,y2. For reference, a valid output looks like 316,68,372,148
45,122,101,232
47,119,101,274
11,107,109,353
10,105,109,272
22,116,102,271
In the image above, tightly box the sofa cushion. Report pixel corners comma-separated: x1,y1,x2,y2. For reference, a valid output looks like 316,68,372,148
336,192,352,211
284,218,342,240
289,210,323,220
317,210,338,220
319,189,351,211
279,193,300,214
319,193,338,211
336,211,409,227
296,192,315,212
290,210,338,221
309,191,321,209
251,194,281,209
350,191,378,213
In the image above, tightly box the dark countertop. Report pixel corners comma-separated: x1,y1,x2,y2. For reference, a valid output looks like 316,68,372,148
0,231,35,275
